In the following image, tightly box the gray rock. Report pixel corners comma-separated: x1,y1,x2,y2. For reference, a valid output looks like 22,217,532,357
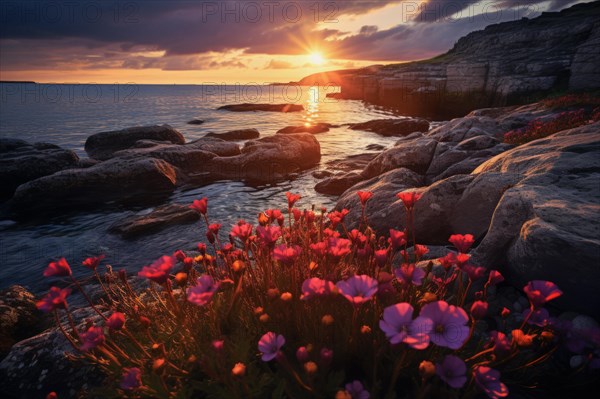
349,118,430,137
315,172,364,196
205,128,260,141
277,123,330,134
110,203,200,238
84,124,185,160
363,137,438,178
217,103,304,112
187,119,204,125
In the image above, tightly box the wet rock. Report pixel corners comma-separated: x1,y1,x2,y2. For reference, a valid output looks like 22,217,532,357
277,123,330,134
312,170,333,179
325,153,377,174
315,172,364,196
110,203,200,238
349,118,430,137
205,128,260,141
217,103,304,112
84,124,185,160
187,119,204,125
363,137,438,178
366,144,386,151
0,138,79,198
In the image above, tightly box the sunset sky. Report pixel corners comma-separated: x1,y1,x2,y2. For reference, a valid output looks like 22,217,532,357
0,0,583,84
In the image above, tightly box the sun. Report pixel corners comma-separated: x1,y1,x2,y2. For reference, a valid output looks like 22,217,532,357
309,52,326,65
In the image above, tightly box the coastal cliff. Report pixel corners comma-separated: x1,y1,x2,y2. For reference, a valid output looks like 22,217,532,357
301,2,600,118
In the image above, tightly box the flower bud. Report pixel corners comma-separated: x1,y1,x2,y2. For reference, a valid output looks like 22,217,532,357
280,292,292,302
259,314,270,323
419,361,436,380
321,314,334,326
232,260,245,273
118,269,127,283
212,340,224,352
320,347,333,366
232,362,246,377
296,346,310,363
360,325,371,334
153,358,166,373
267,288,280,300
470,301,488,320
254,307,264,315
420,292,437,304
501,307,511,318
304,361,318,374
541,331,554,343
139,316,151,329
175,272,188,286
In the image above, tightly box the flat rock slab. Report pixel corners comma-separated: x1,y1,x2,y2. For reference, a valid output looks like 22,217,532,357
84,124,185,160
217,103,304,112
205,128,260,141
110,203,200,238
349,118,430,137
277,123,330,134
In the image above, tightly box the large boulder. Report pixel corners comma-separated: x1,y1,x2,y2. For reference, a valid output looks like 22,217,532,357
84,125,185,160
217,103,303,112
277,123,330,134
349,118,430,137
110,203,200,238
208,133,320,183
0,139,79,198
363,136,438,178
205,128,260,141
10,157,178,211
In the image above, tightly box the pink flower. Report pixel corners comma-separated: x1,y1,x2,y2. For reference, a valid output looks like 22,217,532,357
273,244,302,266
436,355,467,388
522,308,550,327
120,367,142,390
258,332,285,362
374,249,388,267
379,303,433,349
286,192,301,208
327,209,349,228
336,275,378,305
327,237,352,259
320,347,333,365
256,225,281,246
414,244,429,259
310,241,328,257
523,280,563,308
138,256,174,284
36,287,71,313
357,191,373,207
106,312,126,330
394,263,426,286
389,229,407,250
43,258,72,277
296,346,309,362
300,278,334,300
208,223,221,234
212,339,224,351
187,275,219,306
396,191,422,210
190,197,208,214
487,270,504,286
438,253,457,270
345,380,370,399
490,331,511,358
473,366,509,399
420,301,470,349
448,234,475,253
230,220,253,242
80,326,105,351
463,264,486,280
470,301,488,320
82,255,105,271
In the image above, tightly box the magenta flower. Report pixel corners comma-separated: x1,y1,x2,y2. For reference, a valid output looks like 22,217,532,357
43,257,72,277
389,229,407,250
463,264,486,280
286,192,301,208
82,255,105,271
187,275,220,306
487,270,504,286
394,263,426,286
138,255,174,284
258,332,285,362
327,237,352,259
190,197,208,214
522,308,550,327
448,234,474,253
420,301,470,349
256,225,281,247
374,249,388,267
379,303,433,349
470,301,488,320
436,355,467,388
273,244,302,266
230,220,253,242
473,366,509,399
300,278,334,300
80,326,105,351
36,287,71,313
490,331,511,358
345,380,370,399
106,312,126,330
524,280,563,308
336,275,378,305
120,367,142,390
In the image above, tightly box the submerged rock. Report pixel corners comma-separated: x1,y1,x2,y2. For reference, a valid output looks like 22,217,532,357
205,128,260,141
187,119,204,125
277,123,330,134
84,125,185,160
217,103,304,112
110,203,200,238
349,118,430,137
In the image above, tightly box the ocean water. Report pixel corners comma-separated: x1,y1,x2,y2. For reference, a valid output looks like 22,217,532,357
0,83,407,292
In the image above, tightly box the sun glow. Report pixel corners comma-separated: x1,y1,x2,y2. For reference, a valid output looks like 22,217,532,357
308,52,326,65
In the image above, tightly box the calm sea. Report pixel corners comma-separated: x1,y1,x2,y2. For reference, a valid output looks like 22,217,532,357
0,83,406,292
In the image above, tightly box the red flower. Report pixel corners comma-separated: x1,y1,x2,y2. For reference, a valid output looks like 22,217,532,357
138,256,174,284
438,253,457,271
292,208,302,222
46,393,57,399
208,223,221,234
173,250,186,261
273,244,302,266
36,286,71,313
106,312,126,330
80,326,105,351
82,255,105,271
285,192,301,208
449,234,475,253
396,191,422,210
470,301,488,319
463,264,486,281
190,197,208,214
230,220,253,242
374,249,388,267
256,225,282,247
327,209,349,228
389,229,407,250
414,244,429,259
357,191,373,206
43,257,72,277
524,280,563,308
487,270,504,286
327,237,352,259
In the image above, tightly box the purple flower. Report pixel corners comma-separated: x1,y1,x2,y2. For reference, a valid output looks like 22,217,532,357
120,367,142,390
273,244,301,266
374,249,388,267
474,366,509,399
522,308,550,327
420,301,470,349
490,331,511,358
436,355,467,388
345,380,370,399
379,303,433,349
524,280,562,308
187,275,219,307
394,263,426,286
258,332,285,362
300,278,334,300
336,275,378,305
80,326,105,351
36,287,71,313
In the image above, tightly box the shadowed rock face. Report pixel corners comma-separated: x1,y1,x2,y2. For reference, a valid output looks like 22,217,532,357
110,203,200,238
217,103,304,112
277,123,331,134
84,125,185,160
349,118,430,137
205,128,260,141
